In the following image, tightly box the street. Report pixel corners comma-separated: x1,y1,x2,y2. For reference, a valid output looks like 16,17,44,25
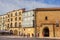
0,36,60,40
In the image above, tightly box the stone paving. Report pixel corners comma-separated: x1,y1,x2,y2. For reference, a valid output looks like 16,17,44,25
0,36,60,40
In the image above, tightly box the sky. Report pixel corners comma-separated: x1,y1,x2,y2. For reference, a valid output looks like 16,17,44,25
0,0,60,15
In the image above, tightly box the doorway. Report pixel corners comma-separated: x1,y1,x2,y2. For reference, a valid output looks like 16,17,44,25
43,27,49,37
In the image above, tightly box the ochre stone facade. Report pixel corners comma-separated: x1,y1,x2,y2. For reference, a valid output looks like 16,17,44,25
35,8,60,37
9,27,35,37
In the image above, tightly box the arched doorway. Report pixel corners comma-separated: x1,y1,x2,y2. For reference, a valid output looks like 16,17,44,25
14,30,18,35
10,30,13,35
43,27,49,37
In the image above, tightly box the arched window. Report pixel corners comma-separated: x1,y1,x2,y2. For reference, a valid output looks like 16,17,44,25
10,23,13,28
15,22,17,27
45,16,48,20
15,17,17,21
10,30,13,35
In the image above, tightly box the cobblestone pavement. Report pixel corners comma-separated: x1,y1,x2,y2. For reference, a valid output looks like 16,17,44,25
0,36,60,40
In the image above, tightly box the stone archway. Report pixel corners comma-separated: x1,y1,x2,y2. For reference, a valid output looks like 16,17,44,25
43,27,49,37
14,30,18,35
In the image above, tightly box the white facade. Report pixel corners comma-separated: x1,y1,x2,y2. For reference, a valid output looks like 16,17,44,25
22,11,35,27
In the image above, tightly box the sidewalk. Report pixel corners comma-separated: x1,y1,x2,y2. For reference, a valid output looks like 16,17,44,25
0,36,60,39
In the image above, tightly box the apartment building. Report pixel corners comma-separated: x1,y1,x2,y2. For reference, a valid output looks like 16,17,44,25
22,10,35,37
4,8,25,35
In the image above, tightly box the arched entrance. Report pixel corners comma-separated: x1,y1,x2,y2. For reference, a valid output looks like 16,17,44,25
43,27,49,37
10,30,13,35
14,30,18,35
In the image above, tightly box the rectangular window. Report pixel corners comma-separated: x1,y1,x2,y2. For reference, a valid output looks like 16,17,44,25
11,18,13,21
15,17,17,21
8,15,9,17
19,12,21,15
8,19,9,22
56,23,59,27
19,17,21,20
11,13,13,17
19,22,21,27
45,16,48,20
10,23,13,28
7,24,9,28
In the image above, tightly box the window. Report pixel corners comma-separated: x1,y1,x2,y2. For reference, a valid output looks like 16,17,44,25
56,23,59,27
11,13,13,17
19,12,21,15
45,16,48,20
15,22,17,27
19,17,21,20
8,15,9,17
10,23,13,28
15,17,17,21
32,33,34,37
19,22,21,27
33,14,34,16
23,28,25,31
8,19,9,22
7,24,9,27
11,18,13,21
15,12,17,16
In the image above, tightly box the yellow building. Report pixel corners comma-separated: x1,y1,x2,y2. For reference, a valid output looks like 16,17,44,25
4,8,25,35
3,14,8,31
34,8,60,37
0,15,4,30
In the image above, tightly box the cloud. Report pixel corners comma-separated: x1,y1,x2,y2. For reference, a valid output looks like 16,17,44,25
0,0,60,15
19,0,60,10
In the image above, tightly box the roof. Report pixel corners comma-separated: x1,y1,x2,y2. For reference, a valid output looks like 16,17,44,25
33,8,60,11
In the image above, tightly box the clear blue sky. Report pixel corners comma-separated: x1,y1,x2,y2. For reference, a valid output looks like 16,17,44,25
0,0,60,15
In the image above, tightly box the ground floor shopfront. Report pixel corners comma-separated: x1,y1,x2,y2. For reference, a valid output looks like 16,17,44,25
7,25,60,38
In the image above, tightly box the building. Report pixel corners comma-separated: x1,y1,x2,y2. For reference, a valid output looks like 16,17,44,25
34,8,60,37
0,15,4,30
22,10,35,37
1,8,60,38
3,14,9,31
4,8,25,35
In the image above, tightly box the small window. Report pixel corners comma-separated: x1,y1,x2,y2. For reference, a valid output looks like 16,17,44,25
15,17,17,21
15,22,17,27
15,12,17,16
56,23,59,27
10,23,13,28
11,13,13,17
19,17,21,20
19,22,21,27
45,16,48,20
11,18,13,21
8,19,9,22
19,12,21,15
24,28,25,31
7,24,9,27
8,15,9,17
